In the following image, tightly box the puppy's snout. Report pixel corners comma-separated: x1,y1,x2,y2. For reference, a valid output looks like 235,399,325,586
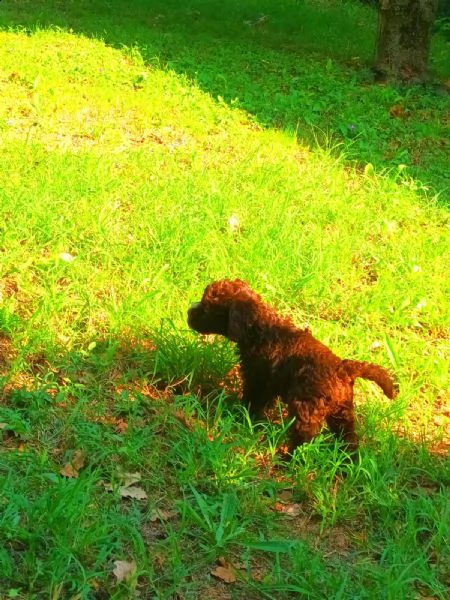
187,302,202,328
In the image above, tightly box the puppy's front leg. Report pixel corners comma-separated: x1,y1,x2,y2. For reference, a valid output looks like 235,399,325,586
242,379,270,419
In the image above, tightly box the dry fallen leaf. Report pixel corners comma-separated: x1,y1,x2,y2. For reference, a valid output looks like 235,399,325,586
211,565,236,584
172,409,194,431
283,503,302,517
60,450,85,478
272,501,302,517
60,463,79,478
149,508,178,522
116,419,128,433
113,559,136,583
119,485,148,500
277,489,294,503
120,471,142,487
101,470,147,499
272,501,284,513
72,450,85,471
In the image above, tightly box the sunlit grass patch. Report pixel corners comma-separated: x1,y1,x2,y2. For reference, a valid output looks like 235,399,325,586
0,29,242,155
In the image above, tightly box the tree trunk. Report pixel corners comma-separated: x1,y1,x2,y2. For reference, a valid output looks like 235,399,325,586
375,0,439,82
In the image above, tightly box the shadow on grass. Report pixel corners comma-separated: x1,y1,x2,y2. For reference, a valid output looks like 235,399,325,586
1,319,449,597
0,327,233,482
0,323,234,411
1,0,449,199
1,324,449,463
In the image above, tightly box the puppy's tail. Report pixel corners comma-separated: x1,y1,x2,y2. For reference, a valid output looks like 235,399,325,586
339,359,398,399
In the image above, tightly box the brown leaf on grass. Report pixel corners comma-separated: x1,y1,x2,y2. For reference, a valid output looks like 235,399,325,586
211,565,237,584
96,415,129,433
119,485,148,500
152,552,166,573
172,409,194,431
389,104,405,118
115,419,128,433
282,503,303,517
117,471,147,499
149,508,178,522
60,450,85,478
277,489,294,503
60,463,79,478
272,501,284,512
72,450,85,471
101,470,147,499
120,471,142,487
211,557,238,584
272,499,302,517
113,559,136,583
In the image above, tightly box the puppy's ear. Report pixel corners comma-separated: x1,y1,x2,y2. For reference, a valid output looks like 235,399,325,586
227,301,255,342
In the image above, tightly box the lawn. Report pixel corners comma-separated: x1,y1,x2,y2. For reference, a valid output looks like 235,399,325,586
0,1,449,598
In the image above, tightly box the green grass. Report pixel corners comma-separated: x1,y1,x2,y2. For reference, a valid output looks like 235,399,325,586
0,0,449,598
1,0,449,194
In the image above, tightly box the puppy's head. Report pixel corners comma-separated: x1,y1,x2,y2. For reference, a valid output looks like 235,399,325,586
187,279,260,342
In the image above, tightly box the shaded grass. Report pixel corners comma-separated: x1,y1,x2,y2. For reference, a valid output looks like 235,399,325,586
1,379,449,598
0,1,449,598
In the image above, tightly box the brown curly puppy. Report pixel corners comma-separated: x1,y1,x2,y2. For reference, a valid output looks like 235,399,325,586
188,279,397,454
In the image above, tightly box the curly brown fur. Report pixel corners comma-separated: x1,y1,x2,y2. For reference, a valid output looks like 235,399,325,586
188,279,397,455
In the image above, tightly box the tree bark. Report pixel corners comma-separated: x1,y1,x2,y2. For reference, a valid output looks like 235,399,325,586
375,0,439,82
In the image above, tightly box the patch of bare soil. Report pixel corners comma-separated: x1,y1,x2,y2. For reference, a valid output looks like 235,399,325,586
0,334,15,377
